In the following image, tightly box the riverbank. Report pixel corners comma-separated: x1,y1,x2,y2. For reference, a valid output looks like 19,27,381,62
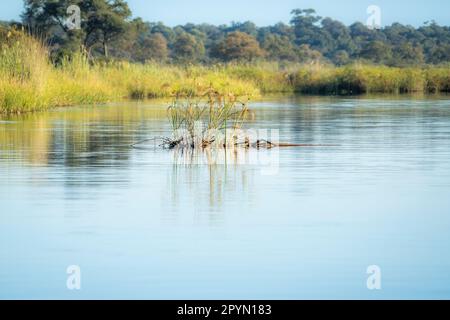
1,30,450,114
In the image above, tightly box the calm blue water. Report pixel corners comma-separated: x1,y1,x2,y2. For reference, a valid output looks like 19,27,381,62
1,95,450,299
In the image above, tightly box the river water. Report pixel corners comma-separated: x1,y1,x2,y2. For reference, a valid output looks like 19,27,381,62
1,95,450,299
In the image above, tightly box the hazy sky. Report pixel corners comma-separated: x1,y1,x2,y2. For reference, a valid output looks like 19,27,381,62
1,0,449,27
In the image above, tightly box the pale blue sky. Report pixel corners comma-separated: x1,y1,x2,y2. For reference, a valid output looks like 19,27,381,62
1,0,449,27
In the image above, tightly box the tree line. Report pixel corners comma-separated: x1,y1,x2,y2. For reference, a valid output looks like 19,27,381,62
6,0,450,66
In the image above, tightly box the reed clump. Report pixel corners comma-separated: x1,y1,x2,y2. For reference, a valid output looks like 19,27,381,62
161,90,257,149
140,91,302,150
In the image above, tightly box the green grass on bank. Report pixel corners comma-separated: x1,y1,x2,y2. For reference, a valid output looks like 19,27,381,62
1,29,450,114
293,64,450,94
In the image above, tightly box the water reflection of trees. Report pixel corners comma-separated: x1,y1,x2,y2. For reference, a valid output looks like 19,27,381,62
3,96,447,167
1,104,258,210
3,97,448,208
0,104,169,167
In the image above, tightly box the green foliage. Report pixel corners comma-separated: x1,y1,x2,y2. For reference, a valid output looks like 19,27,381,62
213,32,265,62
262,34,297,61
16,2,450,65
22,0,132,60
360,41,393,64
172,32,205,63
0,30,261,113
139,33,169,62
2,28,450,114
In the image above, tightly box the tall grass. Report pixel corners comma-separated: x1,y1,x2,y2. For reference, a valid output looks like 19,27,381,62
222,61,295,93
0,28,50,113
100,62,260,99
1,29,450,114
0,29,261,114
292,64,426,94
425,67,450,93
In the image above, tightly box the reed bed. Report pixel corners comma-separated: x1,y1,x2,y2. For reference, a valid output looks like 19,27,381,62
1,30,450,114
291,64,449,94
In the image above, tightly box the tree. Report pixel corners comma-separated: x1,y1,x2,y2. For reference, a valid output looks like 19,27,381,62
82,0,131,58
227,21,258,38
333,50,350,65
172,32,205,63
148,22,176,44
262,34,297,61
290,9,322,48
143,33,169,62
213,31,265,62
296,44,323,63
360,40,393,63
349,22,386,56
120,20,169,62
392,43,425,66
18,3,450,65
321,18,356,58
22,0,131,59
22,0,74,33
428,44,450,64
22,0,84,60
